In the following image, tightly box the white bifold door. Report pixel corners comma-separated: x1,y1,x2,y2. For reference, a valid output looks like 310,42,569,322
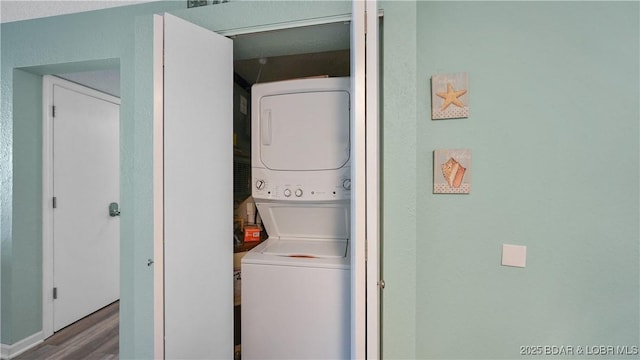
160,14,233,360
156,3,379,358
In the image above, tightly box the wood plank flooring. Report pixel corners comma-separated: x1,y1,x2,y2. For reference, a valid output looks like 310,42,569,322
15,301,119,360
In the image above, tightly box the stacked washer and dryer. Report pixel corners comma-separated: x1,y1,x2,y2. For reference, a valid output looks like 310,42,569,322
241,77,351,359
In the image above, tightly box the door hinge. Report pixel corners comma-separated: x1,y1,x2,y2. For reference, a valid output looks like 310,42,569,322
364,236,368,261
52,197,57,209
52,105,56,118
364,10,367,35
53,287,58,299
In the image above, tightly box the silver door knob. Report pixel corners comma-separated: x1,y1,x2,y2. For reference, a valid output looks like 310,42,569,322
109,202,120,217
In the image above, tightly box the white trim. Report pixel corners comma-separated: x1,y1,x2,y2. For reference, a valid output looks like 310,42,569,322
42,75,55,340
352,2,381,358
351,1,367,358
365,1,381,358
0,331,44,359
41,75,121,339
152,14,165,360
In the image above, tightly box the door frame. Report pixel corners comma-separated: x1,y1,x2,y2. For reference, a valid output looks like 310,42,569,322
352,1,381,358
41,75,121,339
152,1,380,357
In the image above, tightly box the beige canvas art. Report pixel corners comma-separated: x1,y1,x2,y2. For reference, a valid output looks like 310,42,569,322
431,73,469,120
434,149,471,194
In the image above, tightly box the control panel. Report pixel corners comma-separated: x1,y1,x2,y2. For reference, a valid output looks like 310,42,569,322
252,167,351,201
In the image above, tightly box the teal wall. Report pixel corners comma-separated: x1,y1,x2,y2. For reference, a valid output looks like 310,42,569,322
380,1,419,359
2,69,43,345
1,2,186,354
381,1,639,359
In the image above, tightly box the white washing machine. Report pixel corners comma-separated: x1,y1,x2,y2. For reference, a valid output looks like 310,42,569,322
242,77,351,359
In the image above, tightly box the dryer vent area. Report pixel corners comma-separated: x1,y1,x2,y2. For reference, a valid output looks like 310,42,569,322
232,49,350,166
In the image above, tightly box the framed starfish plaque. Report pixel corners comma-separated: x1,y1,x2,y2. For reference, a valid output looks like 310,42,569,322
431,73,469,120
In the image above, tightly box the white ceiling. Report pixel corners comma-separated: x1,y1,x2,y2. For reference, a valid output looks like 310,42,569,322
57,69,121,97
0,0,154,23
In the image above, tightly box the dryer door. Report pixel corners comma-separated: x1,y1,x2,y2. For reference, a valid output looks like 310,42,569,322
259,90,350,171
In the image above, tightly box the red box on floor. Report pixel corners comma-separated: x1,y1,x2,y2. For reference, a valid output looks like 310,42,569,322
244,225,261,242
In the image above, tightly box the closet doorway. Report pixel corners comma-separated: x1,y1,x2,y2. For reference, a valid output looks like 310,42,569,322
42,72,121,343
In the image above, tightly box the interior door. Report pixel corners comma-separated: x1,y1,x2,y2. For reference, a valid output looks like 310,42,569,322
163,13,233,359
52,79,120,331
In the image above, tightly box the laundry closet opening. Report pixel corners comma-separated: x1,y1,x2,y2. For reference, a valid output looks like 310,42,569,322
229,21,351,358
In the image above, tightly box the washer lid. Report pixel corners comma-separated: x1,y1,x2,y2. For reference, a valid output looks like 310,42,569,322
256,201,350,241
262,238,348,259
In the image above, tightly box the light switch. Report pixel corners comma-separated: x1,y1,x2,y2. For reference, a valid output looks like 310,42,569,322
502,244,526,268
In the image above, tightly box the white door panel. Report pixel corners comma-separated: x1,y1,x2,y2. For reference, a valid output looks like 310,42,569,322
52,81,120,331
163,13,233,359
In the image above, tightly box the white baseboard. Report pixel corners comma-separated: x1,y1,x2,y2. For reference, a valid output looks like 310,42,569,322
0,331,44,359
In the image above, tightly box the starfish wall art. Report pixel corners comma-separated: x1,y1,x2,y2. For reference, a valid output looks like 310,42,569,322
431,72,469,120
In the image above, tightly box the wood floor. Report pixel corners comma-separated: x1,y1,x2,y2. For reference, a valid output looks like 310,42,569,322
15,301,119,360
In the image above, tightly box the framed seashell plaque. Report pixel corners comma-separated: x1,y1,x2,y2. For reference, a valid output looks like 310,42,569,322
434,149,471,194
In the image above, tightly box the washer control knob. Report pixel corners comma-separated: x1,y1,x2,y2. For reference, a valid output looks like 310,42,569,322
343,179,351,190
295,189,303,197
284,189,292,197
255,180,265,190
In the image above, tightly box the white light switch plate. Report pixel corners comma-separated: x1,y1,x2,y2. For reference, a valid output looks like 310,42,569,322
502,244,527,268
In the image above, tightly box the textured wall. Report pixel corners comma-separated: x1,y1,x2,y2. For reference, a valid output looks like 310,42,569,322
380,1,419,359
0,1,186,351
0,1,155,23
413,2,638,359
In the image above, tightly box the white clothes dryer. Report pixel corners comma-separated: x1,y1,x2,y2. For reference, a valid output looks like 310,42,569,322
242,77,351,359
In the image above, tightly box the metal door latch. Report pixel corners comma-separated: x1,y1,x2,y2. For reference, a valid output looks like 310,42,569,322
377,279,386,289
109,202,120,217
